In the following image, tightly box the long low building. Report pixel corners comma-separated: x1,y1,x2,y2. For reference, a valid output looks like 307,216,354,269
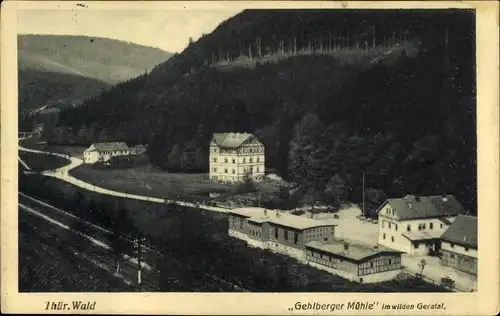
228,207,403,283
305,240,403,283
228,207,337,260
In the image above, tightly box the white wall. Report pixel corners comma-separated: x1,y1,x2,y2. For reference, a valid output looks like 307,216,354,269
441,241,477,258
378,203,455,255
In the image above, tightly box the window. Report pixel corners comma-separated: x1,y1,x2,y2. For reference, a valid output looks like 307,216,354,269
232,159,236,164
450,243,454,248
284,230,288,241
389,259,392,265
232,169,235,174
450,254,455,259
464,247,469,252
389,223,392,229
224,158,228,163
383,233,386,239
257,157,260,162
212,168,217,172
414,243,419,249
370,262,374,268
395,224,398,231
213,158,217,163
407,225,411,232
294,232,299,244
240,220,243,229
256,167,259,172
422,223,426,229
430,223,433,229
440,223,443,228
274,228,279,239
243,158,246,163
391,236,394,242
224,169,228,173
250,158,253,163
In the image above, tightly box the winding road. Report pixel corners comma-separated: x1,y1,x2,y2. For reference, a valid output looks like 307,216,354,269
18,142,230,213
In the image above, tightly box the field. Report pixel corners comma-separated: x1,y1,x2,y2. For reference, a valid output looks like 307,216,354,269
19,211,134,292
19,173,449,293
69,163,282,203
19,151,71,172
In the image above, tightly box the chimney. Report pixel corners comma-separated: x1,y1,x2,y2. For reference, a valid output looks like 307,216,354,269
442,195,448,202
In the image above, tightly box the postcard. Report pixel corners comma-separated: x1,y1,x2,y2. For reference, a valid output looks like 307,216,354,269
1,1,499,315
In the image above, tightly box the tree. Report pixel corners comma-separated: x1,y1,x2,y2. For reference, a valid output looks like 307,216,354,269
363,188,387,218
288,113,330,208
166,145,183,171
418,258,427,277
324,174,347,208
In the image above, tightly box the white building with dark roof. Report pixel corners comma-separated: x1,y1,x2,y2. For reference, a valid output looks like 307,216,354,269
440,215,477,275
376,194,468,256
83,142,130,164
209,132,265,183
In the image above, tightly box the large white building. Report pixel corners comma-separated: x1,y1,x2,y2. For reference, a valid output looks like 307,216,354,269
376,194,468,256
209,132,265,183
83,142,131,164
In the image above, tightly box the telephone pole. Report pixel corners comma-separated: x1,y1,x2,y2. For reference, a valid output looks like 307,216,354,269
362,172,365,217
133,236,146,291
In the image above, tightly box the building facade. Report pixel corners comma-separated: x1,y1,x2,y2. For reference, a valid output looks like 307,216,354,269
377,195,468,256
209,133,265,183
305,241,403,283
83,142,130,164
440,215,477,275
228,207,336,261
228,207,403,283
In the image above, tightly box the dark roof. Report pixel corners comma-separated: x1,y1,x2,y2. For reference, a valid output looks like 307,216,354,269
85,142,129,152
441,215,477,249
212,133,254,149
379,195,467,220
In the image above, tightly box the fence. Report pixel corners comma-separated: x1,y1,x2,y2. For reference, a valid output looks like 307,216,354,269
402,269,471,292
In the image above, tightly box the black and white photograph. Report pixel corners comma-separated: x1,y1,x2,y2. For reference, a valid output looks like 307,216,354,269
2,1,499,315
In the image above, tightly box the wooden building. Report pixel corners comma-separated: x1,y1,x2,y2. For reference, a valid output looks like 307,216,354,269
228,207,337,260
440,215,477,275
305,240,403,283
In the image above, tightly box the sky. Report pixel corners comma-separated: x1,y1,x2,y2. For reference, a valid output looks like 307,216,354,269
18,8,242,53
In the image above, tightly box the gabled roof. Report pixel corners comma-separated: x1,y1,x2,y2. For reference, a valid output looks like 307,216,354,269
212,133,254,149
85,142,129,152
378,194,467,220
441,215,477,249
305,240,403,262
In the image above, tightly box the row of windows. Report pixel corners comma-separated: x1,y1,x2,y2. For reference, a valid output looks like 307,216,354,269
382,233,395,243
382,220,399,231
382,219,445,233
273,227,299,244
211,167,261,174
448,242,471,252
212,157,262,163
250,229,262,238
85,150,128,156
212,147,262,154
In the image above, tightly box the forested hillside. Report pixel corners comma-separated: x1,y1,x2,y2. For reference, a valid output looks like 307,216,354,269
52,9,477,212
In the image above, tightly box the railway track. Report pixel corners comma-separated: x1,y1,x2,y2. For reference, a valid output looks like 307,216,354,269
19,192,250,292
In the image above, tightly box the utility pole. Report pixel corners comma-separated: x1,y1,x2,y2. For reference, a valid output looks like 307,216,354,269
133,236,146,291
362,172,365,217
